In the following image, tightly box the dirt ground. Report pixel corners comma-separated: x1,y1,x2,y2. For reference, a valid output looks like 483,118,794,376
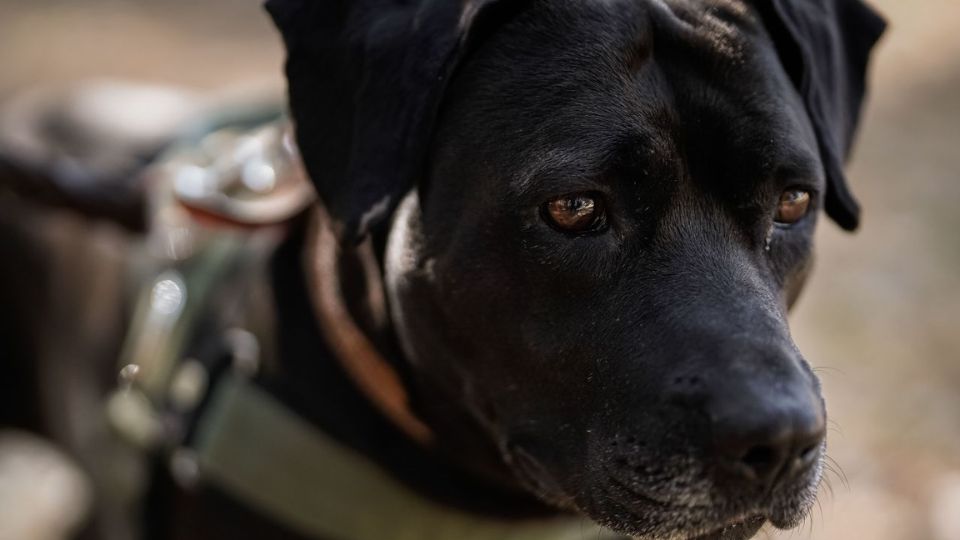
0,1,958,539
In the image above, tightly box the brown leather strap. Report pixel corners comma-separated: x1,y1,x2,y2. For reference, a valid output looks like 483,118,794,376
304,206,434,446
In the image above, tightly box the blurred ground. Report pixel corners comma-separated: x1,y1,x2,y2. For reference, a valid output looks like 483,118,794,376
0,0,958,539
776,2,960,538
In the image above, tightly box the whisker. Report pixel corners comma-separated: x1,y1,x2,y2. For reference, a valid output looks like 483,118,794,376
813,495,825,537
811,365,847,377
826,419,845,439
824,454,849,490
820,471,836,501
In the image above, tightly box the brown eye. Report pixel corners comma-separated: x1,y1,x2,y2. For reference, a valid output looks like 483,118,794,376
542,192,606,233
775,189,811,225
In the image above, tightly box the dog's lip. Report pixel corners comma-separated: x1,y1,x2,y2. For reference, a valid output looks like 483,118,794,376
684,514,767,540
596,477,771,540
598,449,823,538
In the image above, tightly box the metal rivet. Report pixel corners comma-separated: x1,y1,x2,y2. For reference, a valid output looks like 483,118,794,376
241,158,277,193
150,274,186,316
118,364,141,388
169,359,209,412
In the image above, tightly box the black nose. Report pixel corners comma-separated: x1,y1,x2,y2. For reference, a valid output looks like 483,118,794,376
710,384,826,489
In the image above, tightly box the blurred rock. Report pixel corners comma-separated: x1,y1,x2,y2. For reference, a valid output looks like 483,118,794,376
0,430,92,540
930,472,960,540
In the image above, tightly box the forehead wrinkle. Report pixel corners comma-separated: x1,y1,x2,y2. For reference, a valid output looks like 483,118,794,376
509,121,681,203
653,0,756,63
511,145,614,198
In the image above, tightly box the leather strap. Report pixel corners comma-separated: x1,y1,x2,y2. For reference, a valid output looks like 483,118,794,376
304,206,434,446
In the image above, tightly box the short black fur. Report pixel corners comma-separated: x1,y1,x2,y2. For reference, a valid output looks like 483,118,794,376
165,0,887,538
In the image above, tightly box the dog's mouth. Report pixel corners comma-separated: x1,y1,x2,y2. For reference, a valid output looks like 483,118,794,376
690,515,767,540
502,434,823,540
601,504,770,540
685,514,767,540
592,472,820,540
551,451,824,540
588,472,820,540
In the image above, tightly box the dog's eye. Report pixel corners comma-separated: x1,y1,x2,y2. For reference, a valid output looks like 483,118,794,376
541,192,606,233
775,189,811,225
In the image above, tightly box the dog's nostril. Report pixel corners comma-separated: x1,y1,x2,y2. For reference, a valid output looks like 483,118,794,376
796,443,820,469
672,375,702,387
739,445,780,478
718,428,825,488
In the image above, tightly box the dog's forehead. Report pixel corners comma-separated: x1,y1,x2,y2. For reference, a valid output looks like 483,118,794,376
439,0,820,194
533,0,761,55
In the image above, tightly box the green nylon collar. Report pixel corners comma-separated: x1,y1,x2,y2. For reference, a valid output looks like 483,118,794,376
193,373,623,540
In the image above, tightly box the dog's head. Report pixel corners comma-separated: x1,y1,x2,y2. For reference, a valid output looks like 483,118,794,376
269,1,884,538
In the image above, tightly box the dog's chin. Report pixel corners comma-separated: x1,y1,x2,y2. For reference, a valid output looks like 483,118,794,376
502,441,822,540
578,465,822,540
586,505,767,540
587,493,817,540
686,515,767,540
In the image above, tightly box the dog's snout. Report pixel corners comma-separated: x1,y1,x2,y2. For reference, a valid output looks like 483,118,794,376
713,408,825,488
709,379,826,489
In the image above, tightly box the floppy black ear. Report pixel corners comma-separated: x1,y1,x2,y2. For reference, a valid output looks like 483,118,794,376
762,0,886,230
265,0,506,242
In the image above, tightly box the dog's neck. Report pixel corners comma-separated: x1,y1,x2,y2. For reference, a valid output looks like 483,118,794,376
261,213,553,520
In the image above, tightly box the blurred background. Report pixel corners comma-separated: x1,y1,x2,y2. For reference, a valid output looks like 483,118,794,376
0,0,957,539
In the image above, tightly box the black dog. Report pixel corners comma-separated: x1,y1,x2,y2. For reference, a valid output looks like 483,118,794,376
244,0,884,538
1,0,885,539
